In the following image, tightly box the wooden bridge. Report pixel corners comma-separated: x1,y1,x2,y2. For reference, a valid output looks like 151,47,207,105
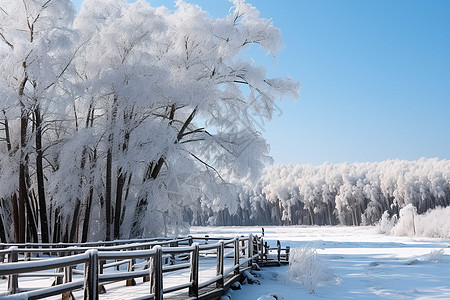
0,234,290,299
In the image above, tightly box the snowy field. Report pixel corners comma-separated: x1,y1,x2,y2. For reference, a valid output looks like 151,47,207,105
191,226,450,300
1,226,449,299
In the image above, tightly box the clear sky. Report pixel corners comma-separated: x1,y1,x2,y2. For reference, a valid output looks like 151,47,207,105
71,0,450,165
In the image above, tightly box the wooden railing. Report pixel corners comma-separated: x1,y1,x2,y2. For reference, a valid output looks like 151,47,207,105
0,235,289,299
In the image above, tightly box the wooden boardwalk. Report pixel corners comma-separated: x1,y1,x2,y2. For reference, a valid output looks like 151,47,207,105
0,235,290,299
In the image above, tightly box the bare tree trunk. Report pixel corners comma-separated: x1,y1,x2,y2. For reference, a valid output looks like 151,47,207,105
69,200,81,242
327,202,333,225
114,170,125,240
80,102,95,243
105,147,112,241
52,207,60,243
18,66,29,243
81,186,94,243
114,114,131,240
308,207,314,226
25,191,39,242
18,112,28,243
120,173,132,227
2,112,19,242
0,202,7,243
34,105,49,243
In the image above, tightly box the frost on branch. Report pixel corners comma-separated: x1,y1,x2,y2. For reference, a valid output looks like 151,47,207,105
288,246,335,294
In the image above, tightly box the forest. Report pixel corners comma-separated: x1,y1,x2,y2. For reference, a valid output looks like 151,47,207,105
1,1,447,245
0,0,298,243
193,158,450,227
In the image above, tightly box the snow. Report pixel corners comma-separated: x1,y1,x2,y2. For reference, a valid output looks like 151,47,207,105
191,226,450,299
1,225,449,299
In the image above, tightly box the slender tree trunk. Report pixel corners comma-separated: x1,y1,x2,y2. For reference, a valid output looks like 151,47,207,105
105,148,112,241
114,170,125,240
105,96,119,241
0,202,7,243
18,112,28,243
327,202,333,225
69,200,81,242
80,102,95,243
2,113,19,242
308,207,314,226
82,185,94,243
25,192,39,242
34,105,49,243
114,117,130,240
52,207,60,243
18,67,29,243
120,173,132,227
351,208,356,226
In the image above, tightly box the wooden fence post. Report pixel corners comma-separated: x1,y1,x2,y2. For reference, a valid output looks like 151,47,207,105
62,252,75,300
259,238,264,261
7,246,18,294
84,249,99,300
0,246,5,263
55,251,65,286
189,243,199,297
286,246,290,262
216,240,224,289
277,240,281,262
234,238,240,275
149,245,163,300
126,258,136,286
264,242,268,261
248,234,253,267
98,259,106,294
63,256,72,283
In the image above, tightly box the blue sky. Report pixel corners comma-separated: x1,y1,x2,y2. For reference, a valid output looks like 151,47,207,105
71,0,450,165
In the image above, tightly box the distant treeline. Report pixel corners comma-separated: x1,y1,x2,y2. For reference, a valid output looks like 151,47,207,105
186,158,450,226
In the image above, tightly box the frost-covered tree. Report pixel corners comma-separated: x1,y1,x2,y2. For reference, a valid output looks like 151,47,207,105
0,0,299,242
0,0,76,243
202,158,450,227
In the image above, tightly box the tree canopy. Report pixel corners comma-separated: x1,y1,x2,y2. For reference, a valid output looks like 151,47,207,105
0,0,299,242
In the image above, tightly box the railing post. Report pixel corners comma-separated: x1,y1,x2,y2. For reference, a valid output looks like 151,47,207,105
259,237,264,261
62,254,75,300
0,245,5,263
126,258,136,286
64,264,72,283
189,243,199,297
264,241,268,261
234,237,240,275
216,240,224,288
188,235,193,246
248,234,253,267
84,249,99,300
149,245,163,300
98,259,107,294
7,246,18,294
286,246,290,262
55,251,65,285
277,240,281,262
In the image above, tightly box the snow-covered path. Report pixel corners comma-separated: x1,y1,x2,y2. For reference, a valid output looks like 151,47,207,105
191,226,450,300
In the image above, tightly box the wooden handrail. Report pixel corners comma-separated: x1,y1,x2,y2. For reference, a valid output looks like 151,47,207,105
0,234,289,299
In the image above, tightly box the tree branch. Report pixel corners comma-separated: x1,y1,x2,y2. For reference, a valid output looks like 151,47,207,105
189,152,225,182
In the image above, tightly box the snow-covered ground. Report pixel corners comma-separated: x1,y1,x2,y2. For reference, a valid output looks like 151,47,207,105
2,226,449,299
191,226,450,300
